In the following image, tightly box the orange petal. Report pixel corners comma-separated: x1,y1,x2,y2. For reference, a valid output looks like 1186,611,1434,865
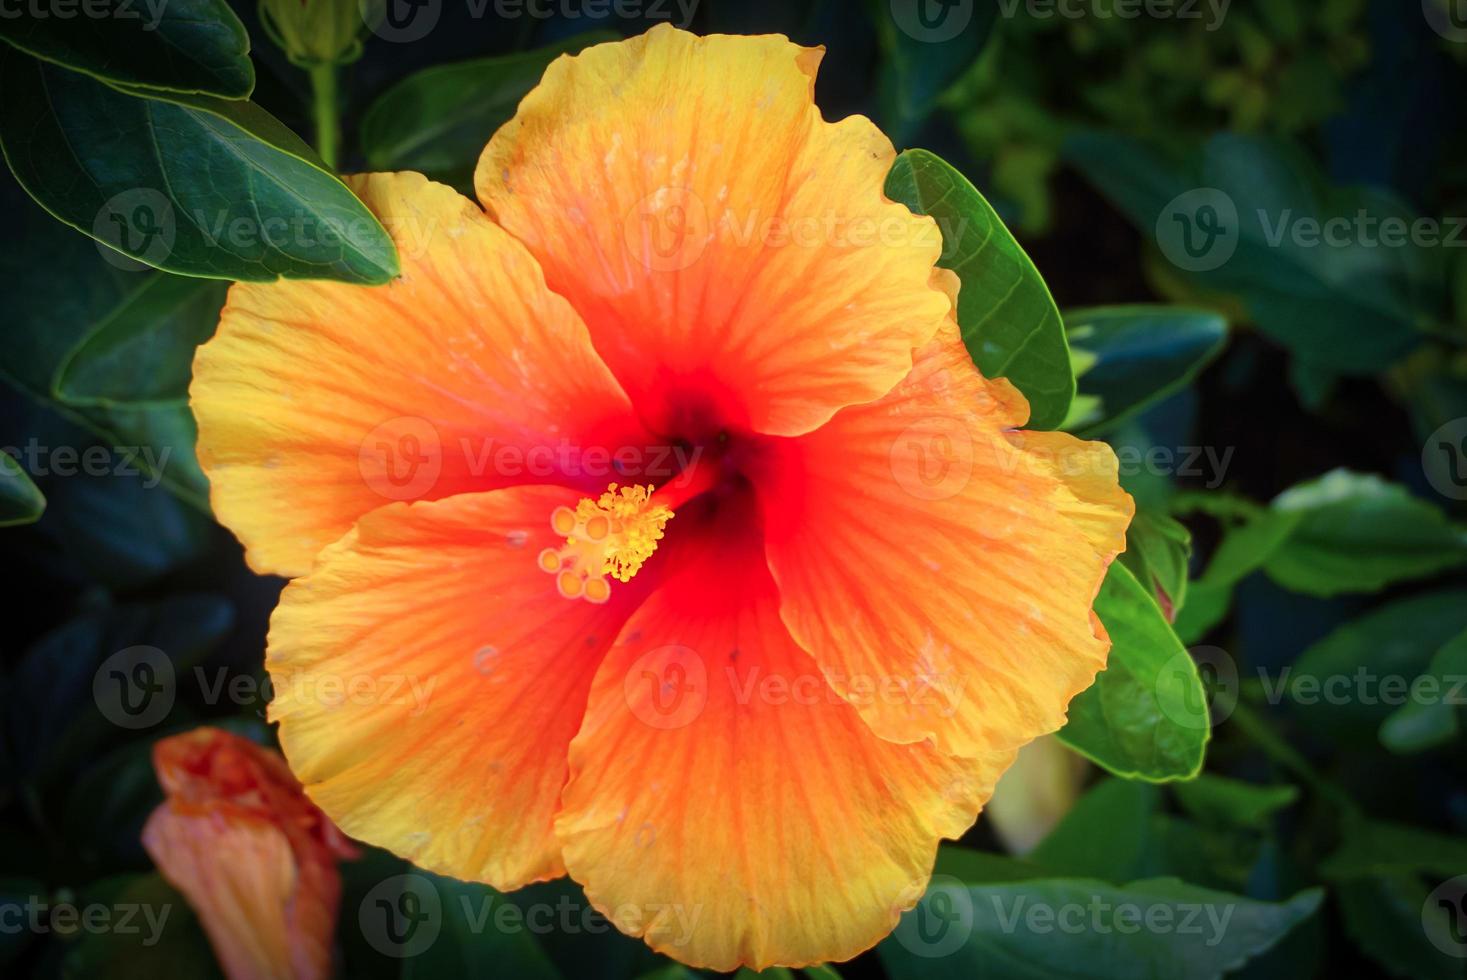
143,804,336,980
476,25,951,438
756,324,1134,760
267,486,653,889
556,495,1009,970
192,171,650,577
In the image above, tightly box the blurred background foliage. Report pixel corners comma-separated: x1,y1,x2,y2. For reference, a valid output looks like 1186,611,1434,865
3,0,1467,978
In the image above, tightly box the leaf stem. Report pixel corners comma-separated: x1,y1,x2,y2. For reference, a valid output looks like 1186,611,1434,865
309,63,340,171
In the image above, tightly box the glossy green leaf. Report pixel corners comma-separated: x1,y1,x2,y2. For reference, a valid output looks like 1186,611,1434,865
54,274,225,407
0,452,45,527
361,32,618,190
1057,563,1209,781
0,50,399,283
1065,132,1439,374
1264,470,1467,596
1120,507,1193,622
1286,589,1467,742
0,0,253,97
879,873,1322,980
1172,775,1298,830
1064,305,1228,437
886,149,1074,429
1380,627,1467,753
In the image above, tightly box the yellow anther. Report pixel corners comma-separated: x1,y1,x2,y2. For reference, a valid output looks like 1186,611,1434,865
539,483,673,603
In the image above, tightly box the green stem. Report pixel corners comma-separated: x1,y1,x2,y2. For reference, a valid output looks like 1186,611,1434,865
309,63,339,171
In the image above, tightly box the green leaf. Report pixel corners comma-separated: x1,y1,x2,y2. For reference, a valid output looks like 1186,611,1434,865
886,149,1074,429
0,452,45,526
1058,563,1209,781
0,876,44,965
401,875,564,980
0,49,399,283
6,595,233,785
879,875,1322,980
1170,500,1298,644
1064,305,1228,437
801,965,844,980
1172,775,1298,830
1380,627,1467,753
1338,875,1466,980
54,274,225,407
1264,470,1467,597
1065,132,1438,375
0,0,253,98
361,32,618,190
1322,816,1467,881
62,873,222,979
1286,589,1467,742
1030,778,1161,882
1120,507,1193,622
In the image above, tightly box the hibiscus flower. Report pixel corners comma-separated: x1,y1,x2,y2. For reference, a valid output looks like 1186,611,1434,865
142,727,358,980
191,24,1132,970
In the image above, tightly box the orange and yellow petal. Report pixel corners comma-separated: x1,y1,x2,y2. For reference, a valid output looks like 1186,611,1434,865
756,324,1133,760
192,171,650,578
556,496,1010,971
266,486,655,889
476,25,951,438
